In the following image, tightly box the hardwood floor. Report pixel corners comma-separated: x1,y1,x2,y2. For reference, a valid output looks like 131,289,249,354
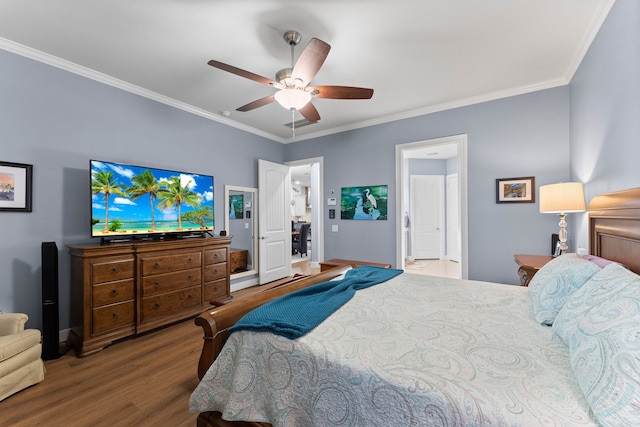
1,318,203,426
2,265,321,426
404,259,460,278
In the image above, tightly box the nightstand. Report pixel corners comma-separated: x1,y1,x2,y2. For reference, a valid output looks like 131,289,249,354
513,254,554,286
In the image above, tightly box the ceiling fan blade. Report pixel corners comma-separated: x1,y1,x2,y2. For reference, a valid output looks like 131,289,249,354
208,60,278,87
311,85,374,99
298,102,321,123
291,38,331,86
236,95,276,112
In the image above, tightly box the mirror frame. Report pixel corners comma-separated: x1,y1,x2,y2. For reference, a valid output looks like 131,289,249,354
224,185,258,279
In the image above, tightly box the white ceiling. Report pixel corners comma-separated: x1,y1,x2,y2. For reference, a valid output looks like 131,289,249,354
0,1,614,143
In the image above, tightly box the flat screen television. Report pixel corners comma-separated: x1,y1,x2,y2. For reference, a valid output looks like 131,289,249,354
90,160,214,242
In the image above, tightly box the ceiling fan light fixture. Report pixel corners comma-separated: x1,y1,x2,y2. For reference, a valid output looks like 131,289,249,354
274,88,311,110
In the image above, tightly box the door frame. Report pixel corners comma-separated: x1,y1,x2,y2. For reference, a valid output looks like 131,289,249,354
446,173,461,263
286,157,324,267
395,134,468,279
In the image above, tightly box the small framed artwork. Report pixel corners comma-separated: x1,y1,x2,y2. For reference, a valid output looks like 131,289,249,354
229,194,244,219
0,161,33,212
496,176,535,203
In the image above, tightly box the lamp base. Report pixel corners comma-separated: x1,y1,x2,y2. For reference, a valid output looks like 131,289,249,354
558,212,568,255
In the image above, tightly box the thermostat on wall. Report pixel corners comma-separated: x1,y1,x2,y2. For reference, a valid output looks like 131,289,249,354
327,197,337,206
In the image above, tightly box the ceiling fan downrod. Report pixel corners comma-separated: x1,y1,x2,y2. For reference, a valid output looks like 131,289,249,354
276,30,302,88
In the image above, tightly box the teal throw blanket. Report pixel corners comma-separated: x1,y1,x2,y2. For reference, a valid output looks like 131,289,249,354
229,266,403,339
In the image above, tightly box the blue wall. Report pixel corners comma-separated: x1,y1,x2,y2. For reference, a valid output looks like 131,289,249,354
286,88,570,284
0,50,283,330
570,0,640,249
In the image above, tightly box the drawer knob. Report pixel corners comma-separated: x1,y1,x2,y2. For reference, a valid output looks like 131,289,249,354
111,313,119,320
111,267,118,275
154,262,160,269
154,302,160,309
188,274,193,280
187,294,193,299
154,281,160,287
213,253,219,259
110,289,118,297
188,257,192,263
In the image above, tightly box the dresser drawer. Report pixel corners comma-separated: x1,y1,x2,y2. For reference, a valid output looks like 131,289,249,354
204,262,227,282
92,301,135,335
92,279,134,307
204,248,227,264
142,268,201,296
204,279,227,302
140,251,201,275
92,259,135,284
141,286,202,320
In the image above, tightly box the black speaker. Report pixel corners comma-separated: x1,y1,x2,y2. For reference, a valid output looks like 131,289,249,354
41,241,64,360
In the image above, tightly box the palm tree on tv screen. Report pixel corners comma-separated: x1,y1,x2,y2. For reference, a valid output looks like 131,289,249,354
127,169,163,232
91,170,126,232
157,176,202,230
181,205,213,229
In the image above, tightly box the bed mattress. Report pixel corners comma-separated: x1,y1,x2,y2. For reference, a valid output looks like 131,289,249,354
190,273,597,426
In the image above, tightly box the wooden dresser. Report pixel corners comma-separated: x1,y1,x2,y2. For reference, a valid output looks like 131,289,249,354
68,237,231,356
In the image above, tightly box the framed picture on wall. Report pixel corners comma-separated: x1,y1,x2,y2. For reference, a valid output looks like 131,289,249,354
495,176,535,203
0,161,33,212
229,194,244,219
340,185,387,220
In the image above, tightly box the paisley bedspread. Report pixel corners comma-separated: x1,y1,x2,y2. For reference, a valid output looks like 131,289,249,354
190,273,597,426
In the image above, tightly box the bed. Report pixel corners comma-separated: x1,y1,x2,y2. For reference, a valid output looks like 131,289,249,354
190,187,640,426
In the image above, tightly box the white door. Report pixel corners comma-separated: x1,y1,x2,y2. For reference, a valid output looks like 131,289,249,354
410,175,444,259
446,173,461,262
258,159,291,284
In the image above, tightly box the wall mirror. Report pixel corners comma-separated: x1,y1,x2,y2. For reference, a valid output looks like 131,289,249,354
224,185,257,279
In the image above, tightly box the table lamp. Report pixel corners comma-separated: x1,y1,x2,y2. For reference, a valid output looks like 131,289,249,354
539,182,585,255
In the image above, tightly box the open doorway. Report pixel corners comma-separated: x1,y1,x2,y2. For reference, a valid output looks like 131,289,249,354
395,135,468,279
287,157,324,272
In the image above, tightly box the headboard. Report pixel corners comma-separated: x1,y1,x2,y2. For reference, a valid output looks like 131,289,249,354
589,187,640,275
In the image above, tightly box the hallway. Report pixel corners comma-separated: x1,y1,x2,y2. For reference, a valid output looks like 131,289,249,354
404,259,459,278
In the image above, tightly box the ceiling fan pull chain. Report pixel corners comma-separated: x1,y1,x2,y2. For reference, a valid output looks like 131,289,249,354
291,109,296,139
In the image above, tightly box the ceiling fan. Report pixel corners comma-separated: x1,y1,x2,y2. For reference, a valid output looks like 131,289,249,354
207,30,374,126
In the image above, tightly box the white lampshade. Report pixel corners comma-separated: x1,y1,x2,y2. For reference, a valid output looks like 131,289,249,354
274,88,311,110
539,182,586,213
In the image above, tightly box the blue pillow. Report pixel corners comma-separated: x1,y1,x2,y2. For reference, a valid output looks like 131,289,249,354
528,253,600,325
553,263,640,427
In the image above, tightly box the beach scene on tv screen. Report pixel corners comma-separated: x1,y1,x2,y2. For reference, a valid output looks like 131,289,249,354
91,160,214,237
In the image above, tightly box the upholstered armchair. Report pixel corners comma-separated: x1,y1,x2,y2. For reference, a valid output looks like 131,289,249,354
0,313,45,401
